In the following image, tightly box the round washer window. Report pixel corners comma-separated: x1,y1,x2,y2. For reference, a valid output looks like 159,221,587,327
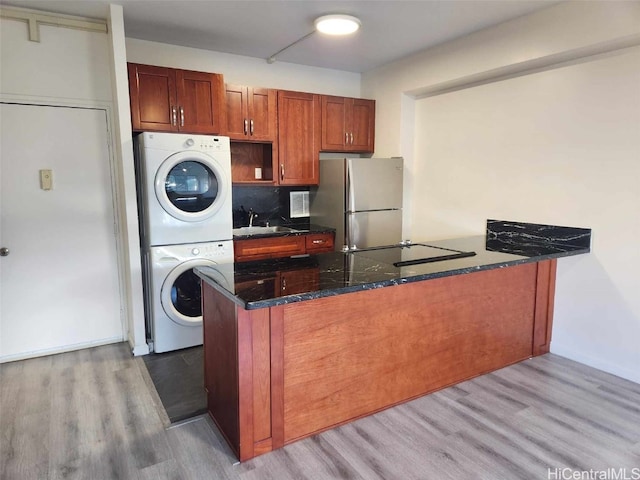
160,259,231,327
170,268,201,318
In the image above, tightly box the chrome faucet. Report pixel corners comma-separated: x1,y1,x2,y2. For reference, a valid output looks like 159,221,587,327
248,209,258,227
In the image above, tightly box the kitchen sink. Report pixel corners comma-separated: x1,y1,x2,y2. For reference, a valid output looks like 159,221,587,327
232,226,298,235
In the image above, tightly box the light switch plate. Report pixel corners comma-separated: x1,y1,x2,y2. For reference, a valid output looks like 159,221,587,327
40,169,53,190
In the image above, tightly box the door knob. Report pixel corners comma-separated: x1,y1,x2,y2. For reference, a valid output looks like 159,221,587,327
0,247,9,257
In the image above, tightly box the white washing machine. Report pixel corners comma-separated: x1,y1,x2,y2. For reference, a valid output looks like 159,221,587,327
136,132,232,246
145,240,234,353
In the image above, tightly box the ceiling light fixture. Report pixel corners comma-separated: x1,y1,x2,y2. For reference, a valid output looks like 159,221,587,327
314,15,361,36
267,14,361,64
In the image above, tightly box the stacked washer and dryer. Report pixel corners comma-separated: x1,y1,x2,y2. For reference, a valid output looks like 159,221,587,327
135,132,234,353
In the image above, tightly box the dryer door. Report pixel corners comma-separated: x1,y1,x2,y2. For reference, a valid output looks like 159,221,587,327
155,150,229,222
160,259,230,326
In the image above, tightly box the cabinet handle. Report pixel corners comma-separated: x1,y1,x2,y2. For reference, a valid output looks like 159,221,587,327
244,119,248,135
172,106,177,126
282,277,286,291
180,107,185,127
312,239,324,244
345,132,349,145
280,164,285,181
250,119,254,135
350,132,354,145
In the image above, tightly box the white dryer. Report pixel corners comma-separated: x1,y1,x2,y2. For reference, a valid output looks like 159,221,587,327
136,132,232,246
145,240,234,353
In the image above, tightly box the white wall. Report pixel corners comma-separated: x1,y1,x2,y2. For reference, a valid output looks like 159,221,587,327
1,18,113,102
126,38,361,97
415,48,640,381
362,1,640,383
108,5,148,356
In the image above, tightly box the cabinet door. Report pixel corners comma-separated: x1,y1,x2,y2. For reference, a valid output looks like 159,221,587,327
176,70,225,134
305,233,335,253
349,99,375,153
225,84,249,140
277,90,320,186
128,63,178,132
279,268,320,296
248,88,277,141
320,96,375,153
321,95,347,151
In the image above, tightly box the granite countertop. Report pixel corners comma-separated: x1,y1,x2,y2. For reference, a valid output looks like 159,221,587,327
195,220,591,310
232,223,335,239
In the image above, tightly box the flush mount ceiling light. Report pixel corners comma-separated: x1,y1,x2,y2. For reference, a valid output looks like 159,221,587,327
267,14,361,64
314,14,361,36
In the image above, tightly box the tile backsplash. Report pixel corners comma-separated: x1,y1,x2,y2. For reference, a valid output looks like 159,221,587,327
232,186,311,228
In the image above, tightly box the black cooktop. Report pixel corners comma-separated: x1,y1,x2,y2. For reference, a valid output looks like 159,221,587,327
350,243,476,267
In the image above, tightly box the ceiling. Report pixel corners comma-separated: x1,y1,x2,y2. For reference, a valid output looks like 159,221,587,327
2,0,558,73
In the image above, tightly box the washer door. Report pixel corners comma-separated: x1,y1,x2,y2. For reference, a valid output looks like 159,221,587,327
160,259,229,326
155,150,228,222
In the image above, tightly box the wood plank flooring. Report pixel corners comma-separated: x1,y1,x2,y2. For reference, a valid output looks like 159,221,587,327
1,342,639,479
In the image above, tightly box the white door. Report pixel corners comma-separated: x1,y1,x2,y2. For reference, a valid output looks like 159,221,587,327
0,103,123,361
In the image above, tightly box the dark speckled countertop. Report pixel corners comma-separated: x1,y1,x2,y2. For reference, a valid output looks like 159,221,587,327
232,223,335,239
195,220,591,310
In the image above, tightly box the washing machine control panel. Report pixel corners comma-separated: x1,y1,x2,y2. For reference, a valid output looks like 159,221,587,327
192,241,234,262
183,137,226,152
141,132,230,153
151,241,234,264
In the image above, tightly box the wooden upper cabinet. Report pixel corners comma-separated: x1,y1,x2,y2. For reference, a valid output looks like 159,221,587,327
277,90,320,186
321,96,347,151
321,95,375,153
350,99,375,152
176,69,225,134
225,84,277,142
128,63,225,134
128,64,177,132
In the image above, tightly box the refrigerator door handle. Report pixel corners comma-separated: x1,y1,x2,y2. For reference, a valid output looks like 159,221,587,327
345,159,355,213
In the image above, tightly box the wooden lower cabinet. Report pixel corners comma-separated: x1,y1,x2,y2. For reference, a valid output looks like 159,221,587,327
234,236,305,262
304,233,334,253
234,232,334,262
202,259,557,461
279,268,319,296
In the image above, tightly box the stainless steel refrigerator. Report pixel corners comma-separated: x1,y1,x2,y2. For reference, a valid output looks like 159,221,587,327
310,157,403,251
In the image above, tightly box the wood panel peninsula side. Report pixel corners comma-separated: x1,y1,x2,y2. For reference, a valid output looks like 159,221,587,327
196,220,592,461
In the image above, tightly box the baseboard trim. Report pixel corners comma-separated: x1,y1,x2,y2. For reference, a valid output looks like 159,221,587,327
0,336,124,363
131,342,150,356
550,343,640,384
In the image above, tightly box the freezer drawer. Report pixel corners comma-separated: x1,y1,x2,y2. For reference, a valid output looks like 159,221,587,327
347,210,402,249
347,157,403,212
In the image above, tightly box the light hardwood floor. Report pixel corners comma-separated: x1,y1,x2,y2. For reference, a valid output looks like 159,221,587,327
1,342,639,479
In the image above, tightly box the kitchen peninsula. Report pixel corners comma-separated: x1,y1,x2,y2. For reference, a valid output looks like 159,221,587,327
195,220,591,461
